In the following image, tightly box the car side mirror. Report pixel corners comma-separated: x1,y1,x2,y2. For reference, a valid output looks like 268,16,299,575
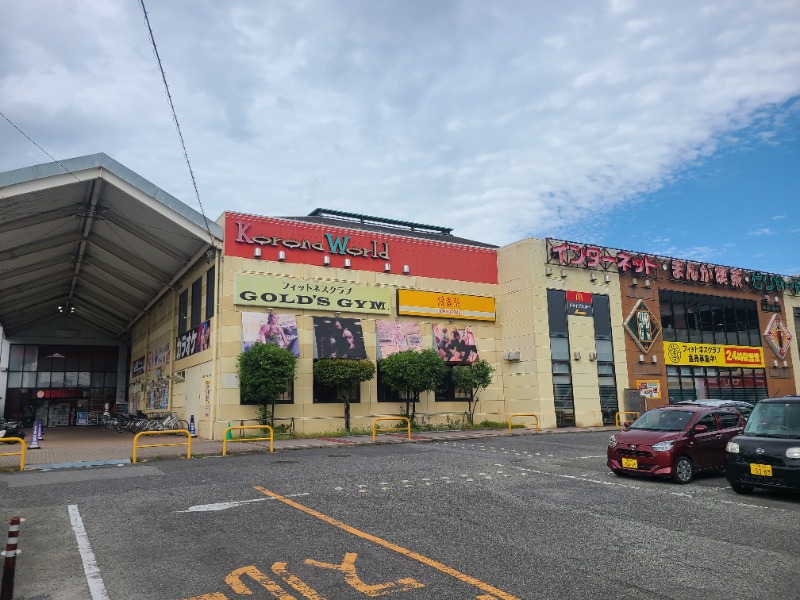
693,424,708,434
623,421,632,430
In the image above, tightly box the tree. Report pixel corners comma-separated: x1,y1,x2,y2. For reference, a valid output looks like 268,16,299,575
451,359,495,425
378,348,445,422
313,358,375,432
237,342,297,425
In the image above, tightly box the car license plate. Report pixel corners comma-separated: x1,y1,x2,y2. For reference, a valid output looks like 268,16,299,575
749,463,772,477
622,458,638,469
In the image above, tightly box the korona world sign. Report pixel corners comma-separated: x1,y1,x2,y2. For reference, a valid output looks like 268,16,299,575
234,274,392,315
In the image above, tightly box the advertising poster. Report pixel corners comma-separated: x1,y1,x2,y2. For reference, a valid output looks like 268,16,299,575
241,311,300,356
376,320,424,358
637,380,661,399
313,316,367,359
663,341,765,368
433,324,479,364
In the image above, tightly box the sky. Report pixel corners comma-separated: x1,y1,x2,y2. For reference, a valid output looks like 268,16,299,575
1,0,799,276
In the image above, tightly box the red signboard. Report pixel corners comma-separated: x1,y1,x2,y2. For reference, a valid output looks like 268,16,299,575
224,213,498,284
566,290,593,316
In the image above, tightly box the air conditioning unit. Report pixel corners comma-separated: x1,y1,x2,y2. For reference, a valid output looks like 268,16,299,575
503,351,521,362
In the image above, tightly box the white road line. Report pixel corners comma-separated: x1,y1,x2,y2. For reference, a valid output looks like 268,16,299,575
177,492,310,513
68,504,110,600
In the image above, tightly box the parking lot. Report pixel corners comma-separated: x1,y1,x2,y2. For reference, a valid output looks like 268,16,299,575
2,430,798,599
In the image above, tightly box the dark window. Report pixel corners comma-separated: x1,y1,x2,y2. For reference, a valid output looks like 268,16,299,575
658,291,759,348
718,411,740,428
205,266,215,321
190,277,203,328
313,379,361,404
239,379,294,405
435,365,471,402
547,289,568,335
548,289,573,428
178,290,189,336
377,369,402,403
593,295,617,425
695,413,718,431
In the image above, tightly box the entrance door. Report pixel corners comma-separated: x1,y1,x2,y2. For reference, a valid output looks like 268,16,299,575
184,363,211,437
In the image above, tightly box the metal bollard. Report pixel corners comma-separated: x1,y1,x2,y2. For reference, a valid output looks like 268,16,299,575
1,516,23,600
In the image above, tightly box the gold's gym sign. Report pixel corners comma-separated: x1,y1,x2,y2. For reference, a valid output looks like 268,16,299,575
235,274,391,314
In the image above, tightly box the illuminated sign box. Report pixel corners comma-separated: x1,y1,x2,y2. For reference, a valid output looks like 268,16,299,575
397,290,496,321
663,341,765,369
234,274,392,315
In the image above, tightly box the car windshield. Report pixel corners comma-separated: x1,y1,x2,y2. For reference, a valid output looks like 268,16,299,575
743,403,800,437
630,410,693,432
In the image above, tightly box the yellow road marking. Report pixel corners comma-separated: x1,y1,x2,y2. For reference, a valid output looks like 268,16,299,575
254,486,521,600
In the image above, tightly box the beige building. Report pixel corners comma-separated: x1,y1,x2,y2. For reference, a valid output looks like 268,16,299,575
2,155,798,439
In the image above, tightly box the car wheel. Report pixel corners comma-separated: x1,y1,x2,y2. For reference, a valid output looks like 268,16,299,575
672,456,694,484
730,481,754,495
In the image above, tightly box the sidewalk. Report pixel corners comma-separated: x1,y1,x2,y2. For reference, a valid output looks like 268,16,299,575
0,424,617,471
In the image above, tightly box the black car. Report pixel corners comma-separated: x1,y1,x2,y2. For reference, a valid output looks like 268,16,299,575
676,399,754,419
725,396,800,494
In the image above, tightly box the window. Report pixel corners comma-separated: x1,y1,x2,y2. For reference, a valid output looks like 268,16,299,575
593,295,618,425
658,291,760,348
718,411,740,429
313,379,361,404
178,290,189,336
695,413,719,431
547,289,574,428
190,277,202,329
377,370,402,403
205,266,215,321
435,365,471,402
240,380,294,405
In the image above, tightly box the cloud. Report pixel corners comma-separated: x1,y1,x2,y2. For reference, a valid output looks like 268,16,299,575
1,0,799,251
748,228,773,236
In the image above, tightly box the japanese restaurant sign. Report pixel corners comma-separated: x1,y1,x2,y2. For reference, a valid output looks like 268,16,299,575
663,341,765,368
397,290,496,321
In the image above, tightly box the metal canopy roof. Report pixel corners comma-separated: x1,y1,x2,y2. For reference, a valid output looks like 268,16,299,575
0,153,223,341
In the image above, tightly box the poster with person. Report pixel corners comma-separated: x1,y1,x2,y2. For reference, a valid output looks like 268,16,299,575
241,311,300,356
313,316,367,359
376,320,424,358
433,323,479,364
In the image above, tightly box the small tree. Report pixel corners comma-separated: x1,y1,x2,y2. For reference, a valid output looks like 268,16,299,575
237,343,297,425
378,348,445,422
451,359,495,425
313,358,375,432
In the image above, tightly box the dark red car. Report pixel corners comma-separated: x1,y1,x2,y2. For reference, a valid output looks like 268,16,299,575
607,404,745,484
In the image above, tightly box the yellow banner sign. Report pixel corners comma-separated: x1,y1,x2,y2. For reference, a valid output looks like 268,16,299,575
663,341,765,368
397,290,496,321
235,274,391,314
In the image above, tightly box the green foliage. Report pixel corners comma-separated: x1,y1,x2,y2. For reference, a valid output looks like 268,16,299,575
313,358,376,431
237,342,297,424
451,359,495,425
378,348,445,420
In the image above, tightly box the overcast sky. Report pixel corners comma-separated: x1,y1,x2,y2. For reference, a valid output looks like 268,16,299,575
1,1,799,275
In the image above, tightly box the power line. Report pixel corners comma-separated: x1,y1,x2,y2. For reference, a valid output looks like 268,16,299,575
0,110,82,184
138,0,216,248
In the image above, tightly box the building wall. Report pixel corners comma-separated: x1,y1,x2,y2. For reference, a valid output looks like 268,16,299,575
498,239,629,429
